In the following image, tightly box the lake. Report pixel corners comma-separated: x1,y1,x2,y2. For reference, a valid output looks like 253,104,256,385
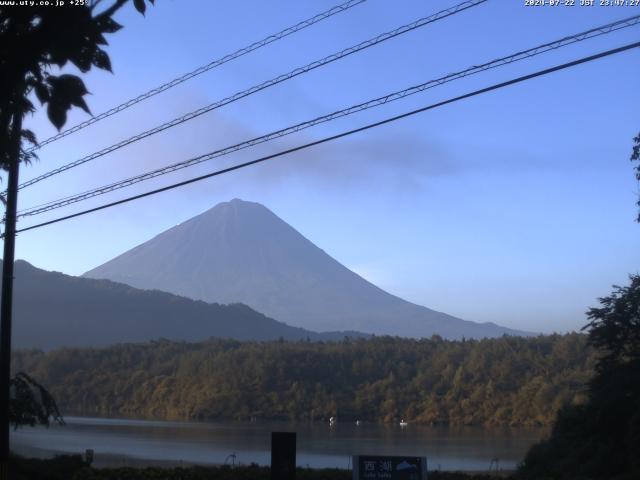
11,416,546,471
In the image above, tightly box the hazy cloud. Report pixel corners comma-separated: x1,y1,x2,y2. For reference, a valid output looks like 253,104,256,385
117,107,464,201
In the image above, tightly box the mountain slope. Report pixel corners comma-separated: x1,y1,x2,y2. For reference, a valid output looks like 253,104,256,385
84,199,530,339
6,260,361,349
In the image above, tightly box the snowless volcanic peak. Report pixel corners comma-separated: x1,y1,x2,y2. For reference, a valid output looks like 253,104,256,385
84,198,531,339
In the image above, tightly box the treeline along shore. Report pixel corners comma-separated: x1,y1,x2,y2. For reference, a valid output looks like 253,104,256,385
12,334,593,426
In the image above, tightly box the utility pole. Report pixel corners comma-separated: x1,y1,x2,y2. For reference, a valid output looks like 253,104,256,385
0,111,22,480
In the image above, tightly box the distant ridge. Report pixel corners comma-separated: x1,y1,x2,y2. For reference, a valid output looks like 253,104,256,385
84,199,532,339
4,260,367,350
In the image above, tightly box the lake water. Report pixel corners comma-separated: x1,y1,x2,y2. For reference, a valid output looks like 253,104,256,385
11,416,546,471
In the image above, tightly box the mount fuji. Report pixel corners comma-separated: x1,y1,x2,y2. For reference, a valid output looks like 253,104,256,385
84,199,531,339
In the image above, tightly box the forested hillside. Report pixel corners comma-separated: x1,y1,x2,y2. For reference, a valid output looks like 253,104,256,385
6,260,363,349
13,334,594,427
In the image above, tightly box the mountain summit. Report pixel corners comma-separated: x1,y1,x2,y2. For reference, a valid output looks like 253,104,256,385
84,199,529,339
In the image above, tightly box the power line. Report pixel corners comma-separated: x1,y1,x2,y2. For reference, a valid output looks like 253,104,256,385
26,0,368,153
17,0,488,191
13,41,640,236
17,14,640,219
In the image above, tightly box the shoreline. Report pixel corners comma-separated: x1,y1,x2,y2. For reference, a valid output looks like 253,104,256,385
12,445,516,476
59,412,553,429
11,416,538,473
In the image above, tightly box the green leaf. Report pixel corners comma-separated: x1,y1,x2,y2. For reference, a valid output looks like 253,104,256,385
95,33,109,46
46,101,67,131
70,95,92,115
48,74,89,97
92,49,112,72
21,129,38,146
96,17,122,34
70,46,94,73
34,82,50,104
46,75,92,127
133,0,146,15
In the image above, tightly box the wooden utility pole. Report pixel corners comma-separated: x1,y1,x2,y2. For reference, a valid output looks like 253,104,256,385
0,111,22,480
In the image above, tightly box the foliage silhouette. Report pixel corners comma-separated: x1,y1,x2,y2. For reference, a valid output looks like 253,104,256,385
0,0,155,428
631,131,640,222
9,373,62,430
0,0,155,168
518,275,640,480
518,132,640,479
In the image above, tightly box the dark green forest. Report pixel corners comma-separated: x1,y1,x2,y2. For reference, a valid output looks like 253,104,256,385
13,333,593,427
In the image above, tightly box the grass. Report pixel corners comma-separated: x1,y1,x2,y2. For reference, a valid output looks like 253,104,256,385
10,455,513,480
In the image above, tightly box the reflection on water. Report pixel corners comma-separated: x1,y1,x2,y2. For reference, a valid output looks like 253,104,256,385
11,416,546,471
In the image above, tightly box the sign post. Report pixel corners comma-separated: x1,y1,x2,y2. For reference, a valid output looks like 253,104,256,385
271,431,296,480
353,455,427,480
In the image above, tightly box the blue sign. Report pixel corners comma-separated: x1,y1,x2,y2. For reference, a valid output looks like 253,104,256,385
353,455,427,480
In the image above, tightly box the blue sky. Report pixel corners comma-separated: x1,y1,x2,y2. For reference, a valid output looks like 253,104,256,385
10,0,640,333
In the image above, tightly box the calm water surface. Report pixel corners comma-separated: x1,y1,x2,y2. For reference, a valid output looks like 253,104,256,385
11,416,546,471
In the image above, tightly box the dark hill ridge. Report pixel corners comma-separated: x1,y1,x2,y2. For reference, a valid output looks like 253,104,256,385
4,259,365,349
84,198,532,339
